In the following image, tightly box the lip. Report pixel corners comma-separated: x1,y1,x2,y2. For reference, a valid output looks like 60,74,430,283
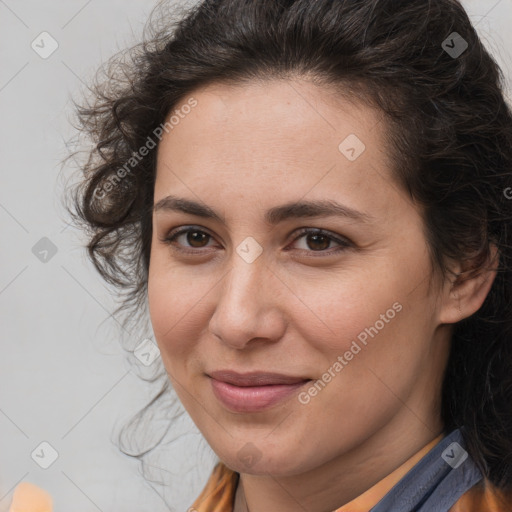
208,370,311,386
208,370,312,413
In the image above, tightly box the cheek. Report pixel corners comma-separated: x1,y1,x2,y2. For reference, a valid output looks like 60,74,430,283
147,252,214,363
288,270,392,356
299,274,434,416
147,252,183,343
293,260,428,380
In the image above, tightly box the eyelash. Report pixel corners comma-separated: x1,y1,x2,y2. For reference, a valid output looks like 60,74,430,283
160,225,352,256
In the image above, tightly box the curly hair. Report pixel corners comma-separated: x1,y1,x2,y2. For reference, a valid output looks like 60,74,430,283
64,0,512,492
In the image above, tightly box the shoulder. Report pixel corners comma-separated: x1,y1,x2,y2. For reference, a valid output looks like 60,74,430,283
449,478,512,512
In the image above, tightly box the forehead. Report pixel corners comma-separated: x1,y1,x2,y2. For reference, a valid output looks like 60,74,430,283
162,78,385,148
154,79,395,211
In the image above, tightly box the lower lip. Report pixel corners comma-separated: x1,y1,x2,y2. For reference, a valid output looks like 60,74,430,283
210,377,311,413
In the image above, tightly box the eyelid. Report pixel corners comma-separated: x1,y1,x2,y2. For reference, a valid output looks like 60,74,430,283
160,225,352,254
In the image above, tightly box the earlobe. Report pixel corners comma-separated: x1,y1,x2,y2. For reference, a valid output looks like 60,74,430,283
438,243,499,325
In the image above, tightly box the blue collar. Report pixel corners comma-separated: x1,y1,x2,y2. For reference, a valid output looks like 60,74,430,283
370,429,483,512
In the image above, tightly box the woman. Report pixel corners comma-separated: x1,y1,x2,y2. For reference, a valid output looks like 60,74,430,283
63,0,512,510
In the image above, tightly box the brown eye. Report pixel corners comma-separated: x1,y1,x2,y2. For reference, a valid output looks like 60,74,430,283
290,228,352,254
185,230,211,248
162,227,216,253
304,233,331,251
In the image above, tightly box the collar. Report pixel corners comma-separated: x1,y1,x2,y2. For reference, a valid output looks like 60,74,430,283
190,429,486,512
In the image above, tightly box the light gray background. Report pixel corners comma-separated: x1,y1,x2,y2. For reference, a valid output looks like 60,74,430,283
1,1,511,511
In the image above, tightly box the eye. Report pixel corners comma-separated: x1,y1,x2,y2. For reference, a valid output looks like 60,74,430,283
288,228,352,255
160,225,352,256
160,226,217,254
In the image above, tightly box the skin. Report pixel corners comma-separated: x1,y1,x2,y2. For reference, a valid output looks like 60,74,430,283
147,78,498,512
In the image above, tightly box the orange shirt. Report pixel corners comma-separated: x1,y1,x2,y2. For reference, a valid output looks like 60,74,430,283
8,482,53,512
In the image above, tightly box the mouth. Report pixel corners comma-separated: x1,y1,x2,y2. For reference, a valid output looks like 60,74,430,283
208,370,312,386
207,370,312,412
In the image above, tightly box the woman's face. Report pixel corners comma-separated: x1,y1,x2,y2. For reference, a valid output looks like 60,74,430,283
148,79,451,476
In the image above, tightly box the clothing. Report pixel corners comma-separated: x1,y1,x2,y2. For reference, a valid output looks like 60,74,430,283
190,429,512,512
8,481,53,512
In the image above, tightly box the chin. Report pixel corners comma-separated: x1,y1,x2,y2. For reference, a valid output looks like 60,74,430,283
221,445,313,476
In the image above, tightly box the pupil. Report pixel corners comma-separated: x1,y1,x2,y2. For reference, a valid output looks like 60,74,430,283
308,234,329,251
188,231,208,247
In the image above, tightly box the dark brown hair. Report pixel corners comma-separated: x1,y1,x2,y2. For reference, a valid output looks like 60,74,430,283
65,0,512,491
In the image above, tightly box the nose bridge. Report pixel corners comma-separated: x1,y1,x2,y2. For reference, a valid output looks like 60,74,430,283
208,250,285,348
229,255,263,307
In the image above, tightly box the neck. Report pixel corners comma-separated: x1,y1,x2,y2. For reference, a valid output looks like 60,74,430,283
233,416,444,512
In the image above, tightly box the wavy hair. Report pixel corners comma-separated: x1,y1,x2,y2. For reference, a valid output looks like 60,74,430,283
64,0,512,492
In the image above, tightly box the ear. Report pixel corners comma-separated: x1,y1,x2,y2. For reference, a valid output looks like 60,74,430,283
438,243,499,325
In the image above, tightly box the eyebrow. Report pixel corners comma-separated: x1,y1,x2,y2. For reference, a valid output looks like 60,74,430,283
153,195,373,225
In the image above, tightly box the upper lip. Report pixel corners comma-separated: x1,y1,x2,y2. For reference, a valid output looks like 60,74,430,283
208,370,311,387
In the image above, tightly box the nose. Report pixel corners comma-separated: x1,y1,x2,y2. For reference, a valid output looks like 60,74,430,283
207,255,287,350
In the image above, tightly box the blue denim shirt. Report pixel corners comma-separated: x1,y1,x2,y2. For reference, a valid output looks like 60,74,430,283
370,428,483,512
